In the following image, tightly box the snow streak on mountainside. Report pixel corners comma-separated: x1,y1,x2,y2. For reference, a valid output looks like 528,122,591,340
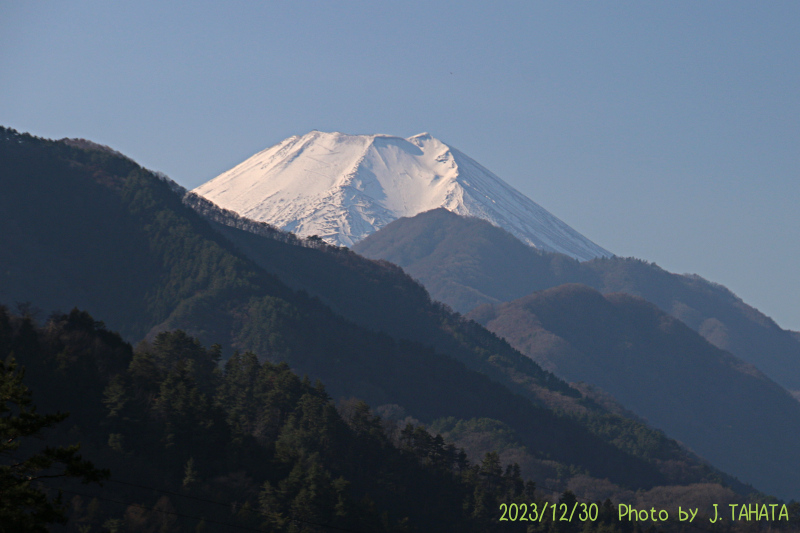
193,131,612,260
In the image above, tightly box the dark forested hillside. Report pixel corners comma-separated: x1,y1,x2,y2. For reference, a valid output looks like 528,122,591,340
1,307,563,532
6,308,797,532
353,209,800,394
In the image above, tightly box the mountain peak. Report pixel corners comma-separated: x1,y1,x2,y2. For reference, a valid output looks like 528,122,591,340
193,131,612,259
409,131,432,141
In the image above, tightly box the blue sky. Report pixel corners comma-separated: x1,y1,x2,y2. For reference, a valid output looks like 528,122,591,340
2,1,799,329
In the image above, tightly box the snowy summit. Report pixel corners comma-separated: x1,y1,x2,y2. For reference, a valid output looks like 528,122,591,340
192,131,612,260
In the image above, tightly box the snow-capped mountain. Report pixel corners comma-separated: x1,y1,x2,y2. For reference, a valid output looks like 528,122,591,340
193,131,612,260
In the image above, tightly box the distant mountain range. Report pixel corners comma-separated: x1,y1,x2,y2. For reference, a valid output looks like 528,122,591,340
192,131,611,260
354,209,800,395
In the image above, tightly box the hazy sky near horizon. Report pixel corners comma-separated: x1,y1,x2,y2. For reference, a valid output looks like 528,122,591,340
2,2,799,329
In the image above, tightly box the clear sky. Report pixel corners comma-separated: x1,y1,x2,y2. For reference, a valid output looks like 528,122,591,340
2,2,798,330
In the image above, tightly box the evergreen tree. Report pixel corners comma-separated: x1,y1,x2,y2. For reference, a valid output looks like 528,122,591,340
0,356,107,531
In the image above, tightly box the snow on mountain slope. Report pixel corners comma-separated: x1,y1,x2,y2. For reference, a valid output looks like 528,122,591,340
193,131,612,260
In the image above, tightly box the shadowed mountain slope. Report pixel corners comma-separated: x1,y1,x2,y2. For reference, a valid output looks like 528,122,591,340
468,284,800,500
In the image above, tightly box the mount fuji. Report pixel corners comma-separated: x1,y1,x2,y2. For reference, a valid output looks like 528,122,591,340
192,131,612,261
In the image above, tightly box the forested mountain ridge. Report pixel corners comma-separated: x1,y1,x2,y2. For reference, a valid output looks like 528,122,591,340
0,127,765,517
353,208,800,393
